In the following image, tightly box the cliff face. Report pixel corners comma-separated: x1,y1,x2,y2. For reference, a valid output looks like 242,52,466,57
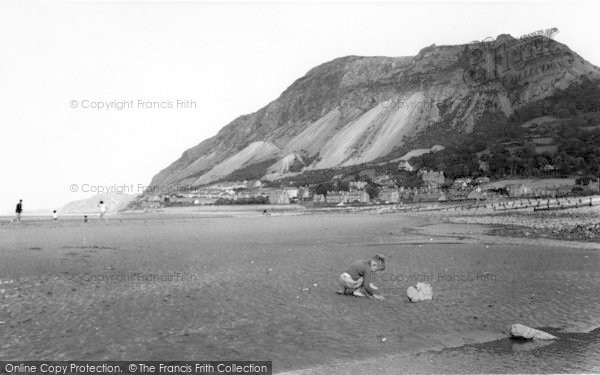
149,35,600,188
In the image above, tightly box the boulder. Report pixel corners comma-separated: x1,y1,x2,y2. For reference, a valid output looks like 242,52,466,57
407,282,432,302
509,324,557,340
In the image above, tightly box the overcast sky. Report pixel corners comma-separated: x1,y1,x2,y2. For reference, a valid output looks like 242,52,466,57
1,0,599,214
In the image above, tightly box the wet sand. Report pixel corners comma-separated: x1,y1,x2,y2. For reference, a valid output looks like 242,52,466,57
440,205,600,242
0,211,599,373
293,328,600,374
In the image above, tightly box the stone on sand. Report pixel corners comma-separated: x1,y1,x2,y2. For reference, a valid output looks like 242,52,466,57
509,324,557,340
407,282,432,302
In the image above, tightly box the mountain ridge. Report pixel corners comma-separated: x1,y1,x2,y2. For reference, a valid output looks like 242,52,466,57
148,34,600,190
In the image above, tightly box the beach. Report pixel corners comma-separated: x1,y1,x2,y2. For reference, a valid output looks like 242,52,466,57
0,209,599,373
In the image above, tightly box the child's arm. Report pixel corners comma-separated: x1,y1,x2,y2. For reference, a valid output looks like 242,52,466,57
363,276,380,296
363,270,384,300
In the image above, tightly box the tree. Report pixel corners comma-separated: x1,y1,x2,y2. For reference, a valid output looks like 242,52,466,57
394,172,422,188
365,183,379,199
314,183,329,196
337,181,350,192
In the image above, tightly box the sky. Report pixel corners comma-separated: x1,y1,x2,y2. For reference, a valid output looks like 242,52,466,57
1,0,599,214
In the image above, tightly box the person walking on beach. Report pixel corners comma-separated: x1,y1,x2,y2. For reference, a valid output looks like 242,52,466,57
52,210,58,221
98,201,108,221
12,199,23,223
337,254,386,300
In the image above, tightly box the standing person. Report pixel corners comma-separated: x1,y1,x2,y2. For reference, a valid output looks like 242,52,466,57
98,201,108,221
12,199,23,223
52,210,58,221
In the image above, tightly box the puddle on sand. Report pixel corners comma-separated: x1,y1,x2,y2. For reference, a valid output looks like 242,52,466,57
411,328,600,373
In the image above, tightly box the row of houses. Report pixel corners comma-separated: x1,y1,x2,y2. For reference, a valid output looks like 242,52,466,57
141,186,310,207
140,167,594,208
505,184,573,198
313,191,371,204
379,187,447,203
452,176,490,189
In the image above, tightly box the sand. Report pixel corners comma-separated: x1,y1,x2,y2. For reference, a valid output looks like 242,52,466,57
0,211,599,373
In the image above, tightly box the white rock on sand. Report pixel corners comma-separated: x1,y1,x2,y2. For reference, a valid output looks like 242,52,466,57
509,324,557,340
407,282,433,302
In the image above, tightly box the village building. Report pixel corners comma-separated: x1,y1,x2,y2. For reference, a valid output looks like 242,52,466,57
326,191,370,204
398,187,413,201
247,180,263,188
194,197,218,205
453,178,472,189
379,189,400,203
413,190,446,202
143,195,162,203
373,175,396,188
348,181,368,191
265,190,290,205
312,194,326,203
168,195,197,205
398,160,415,172
419,169,445,188
282,187,300,199
210,182,247,190
297,187,313,201
529,188,556,198
507,184,530,197
140,199,161,209
576,176,600,192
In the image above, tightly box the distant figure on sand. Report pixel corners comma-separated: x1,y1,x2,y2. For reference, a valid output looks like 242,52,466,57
12,199,23,223
52,210,58,221
98,201,108,221
337,254,386,300
263,209,270,216
84,215,88,223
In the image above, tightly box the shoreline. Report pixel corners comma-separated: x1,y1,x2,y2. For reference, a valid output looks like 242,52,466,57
281,326,600,375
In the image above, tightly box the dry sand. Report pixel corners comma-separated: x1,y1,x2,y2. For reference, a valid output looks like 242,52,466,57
0,211,599,373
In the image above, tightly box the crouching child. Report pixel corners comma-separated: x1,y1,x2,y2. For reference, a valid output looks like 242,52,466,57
337,254,385,300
